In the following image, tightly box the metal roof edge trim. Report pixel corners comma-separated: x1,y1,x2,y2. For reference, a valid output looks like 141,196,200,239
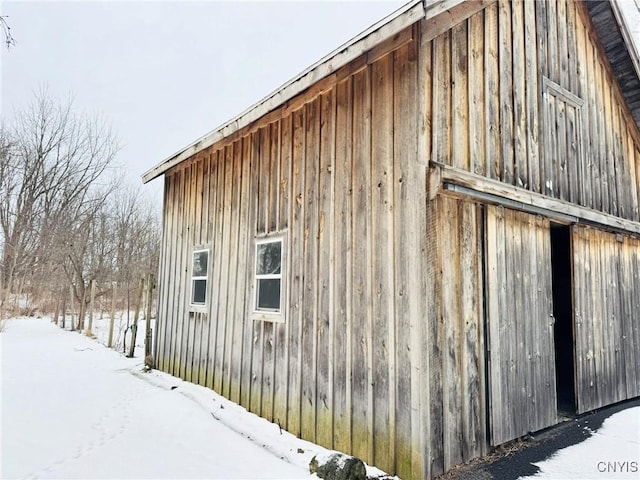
610,0,640,84
142,0,442,183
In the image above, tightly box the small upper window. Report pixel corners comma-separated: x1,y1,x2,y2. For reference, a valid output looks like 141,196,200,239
191,249,209,306
254,239,282,313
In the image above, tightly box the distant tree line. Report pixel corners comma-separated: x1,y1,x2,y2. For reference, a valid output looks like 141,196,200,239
0,91,160,325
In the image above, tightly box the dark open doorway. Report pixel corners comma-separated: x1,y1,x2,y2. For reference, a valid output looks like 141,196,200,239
550,224,576,416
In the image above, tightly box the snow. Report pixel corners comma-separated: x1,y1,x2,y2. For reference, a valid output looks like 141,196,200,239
519,407,640,479
0,317,314,479
0,317,396,479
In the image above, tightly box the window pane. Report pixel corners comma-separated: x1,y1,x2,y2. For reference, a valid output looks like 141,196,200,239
256,242,281,275
193,251,208,277
257,278,281,311
192,279,207,305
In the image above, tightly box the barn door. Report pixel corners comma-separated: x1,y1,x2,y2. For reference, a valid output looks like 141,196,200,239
485,206,557,445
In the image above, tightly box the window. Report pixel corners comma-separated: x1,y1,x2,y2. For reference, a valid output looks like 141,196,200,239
191,249,209,306
254,238,283,314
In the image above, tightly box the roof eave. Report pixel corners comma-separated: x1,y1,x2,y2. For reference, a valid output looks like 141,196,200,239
610,0,640,82
142,0,437,183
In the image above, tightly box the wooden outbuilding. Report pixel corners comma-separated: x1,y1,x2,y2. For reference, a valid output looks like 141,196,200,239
142,1,640,478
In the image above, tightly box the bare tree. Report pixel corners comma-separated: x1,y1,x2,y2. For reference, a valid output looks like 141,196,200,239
0,90,118,316
1,90,161,330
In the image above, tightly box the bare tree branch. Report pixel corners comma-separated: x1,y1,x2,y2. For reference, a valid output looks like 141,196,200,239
0,16,16,49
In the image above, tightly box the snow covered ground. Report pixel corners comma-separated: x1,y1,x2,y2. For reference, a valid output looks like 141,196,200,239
519,406,640,480
0,317,324,479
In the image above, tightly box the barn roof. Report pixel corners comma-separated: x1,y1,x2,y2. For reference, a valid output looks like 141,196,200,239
142,0,640,184
585,0,640,127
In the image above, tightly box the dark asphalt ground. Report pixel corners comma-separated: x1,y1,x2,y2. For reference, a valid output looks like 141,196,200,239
436,397,640,480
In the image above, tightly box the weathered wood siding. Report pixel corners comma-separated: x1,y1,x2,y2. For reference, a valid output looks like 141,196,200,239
434,196,486,470
572,226,640,413
430,0,640,221
485,206,557,446
154,29,441,479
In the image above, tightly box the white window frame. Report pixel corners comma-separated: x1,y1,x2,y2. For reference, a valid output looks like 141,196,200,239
190,247,210,310
252,235,285,323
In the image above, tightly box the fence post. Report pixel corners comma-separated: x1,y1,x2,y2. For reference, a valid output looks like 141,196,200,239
86,279,96,337
127,278,145,358
69,285,75,331
144,273,155,362
108,282,116,348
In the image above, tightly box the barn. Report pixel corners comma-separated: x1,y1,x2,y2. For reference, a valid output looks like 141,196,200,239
142,1,640,478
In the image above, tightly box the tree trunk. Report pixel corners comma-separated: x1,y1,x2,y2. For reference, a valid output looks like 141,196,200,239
85,279,95,337
108,282,116,348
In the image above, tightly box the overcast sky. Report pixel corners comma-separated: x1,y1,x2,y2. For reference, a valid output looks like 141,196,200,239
1,0,639,201
1,0,405,199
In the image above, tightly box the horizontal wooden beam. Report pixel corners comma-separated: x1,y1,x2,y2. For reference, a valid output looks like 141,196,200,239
431,162,640,236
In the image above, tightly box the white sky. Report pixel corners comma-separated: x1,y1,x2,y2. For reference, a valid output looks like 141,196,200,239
1,0,639,202
0,0,406,200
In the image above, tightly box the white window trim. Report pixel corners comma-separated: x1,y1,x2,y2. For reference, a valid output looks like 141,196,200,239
190,247,210,311
252,235,285,323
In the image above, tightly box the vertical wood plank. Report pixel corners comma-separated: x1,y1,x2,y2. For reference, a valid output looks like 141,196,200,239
316,89,336,449
273,117,292,426
432,31,452,167
333,77,352,455
557,0,569,91
511,0,527,189
214,146,234,393
231,138,251,404
566,105,581,205
535,0,551,194
223,142,241,398
301,98,320,442
415,23,431,479
286,108,305,437
556,98,568,201
451,21,469,171
161,174,177,372
350,66,372,462
485,205,503,445
574,5,591,208
247,131,263,414
439,197,463,470
484,3,501,180
524,0,540,193
596,59,610,214
498,0,514,185
177,165,192,380
393,40,422,479
427,197,444,476
460,203,484,460
468,12,485,177
588,41,603,211
207,150,224,389
198,155,212,386
371,53,395,474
